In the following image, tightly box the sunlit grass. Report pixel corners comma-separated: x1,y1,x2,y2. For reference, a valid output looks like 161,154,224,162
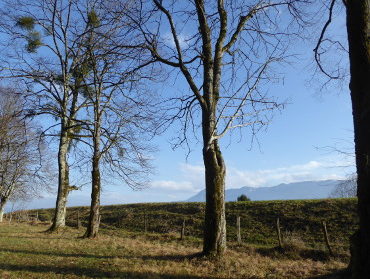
0,222,349,278
27,198,358,250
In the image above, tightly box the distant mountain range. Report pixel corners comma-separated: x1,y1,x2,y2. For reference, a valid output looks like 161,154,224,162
186,180,342,202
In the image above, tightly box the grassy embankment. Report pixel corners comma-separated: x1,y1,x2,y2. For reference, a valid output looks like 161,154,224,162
33,198,357,248
0,198,357,278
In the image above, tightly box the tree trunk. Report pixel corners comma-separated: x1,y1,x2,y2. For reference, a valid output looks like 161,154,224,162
0,204,4,223
202,138,226,258
48,121,71,232
346,0,370,278
0,197,7,223
84,111,101,238
84,158,101,238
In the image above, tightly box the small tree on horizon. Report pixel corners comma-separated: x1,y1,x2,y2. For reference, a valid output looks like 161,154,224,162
330,174,357,198
237,194,250,202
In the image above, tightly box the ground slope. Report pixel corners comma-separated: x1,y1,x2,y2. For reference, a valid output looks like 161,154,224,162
25,198,358,249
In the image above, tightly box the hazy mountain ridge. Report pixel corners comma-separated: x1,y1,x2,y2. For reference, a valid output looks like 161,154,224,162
186,180,342,202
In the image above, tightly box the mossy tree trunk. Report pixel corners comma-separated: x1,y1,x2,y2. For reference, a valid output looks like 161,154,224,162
146,0,291,259
345,0,370,277
203,138,226,257
195,0,227,257
84,117,102,238
84,158,101,238
48,118,71,232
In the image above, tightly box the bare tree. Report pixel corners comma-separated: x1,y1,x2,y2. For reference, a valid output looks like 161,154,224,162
68,5,157,238
330,174,357,198
126,0,309,257
344,1,370,276
0,0,104,232
313,0,370,276
0,87,49,222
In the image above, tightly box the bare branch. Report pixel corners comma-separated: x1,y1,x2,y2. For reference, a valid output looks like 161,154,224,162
313,0,340,79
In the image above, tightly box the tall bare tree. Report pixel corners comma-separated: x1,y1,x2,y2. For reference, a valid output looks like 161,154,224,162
0,0,98,231
314,1,370,277
0,87,48,222
127,0,308,257
69,5,157,238
344,1,370,277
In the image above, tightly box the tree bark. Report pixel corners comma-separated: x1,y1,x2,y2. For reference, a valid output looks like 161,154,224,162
48,119,71,232
346,0,370,277
84,106,102,238
0,196,8,223
202,137,226,257
0,204,4,223
196,0,227,256
84,157,101,238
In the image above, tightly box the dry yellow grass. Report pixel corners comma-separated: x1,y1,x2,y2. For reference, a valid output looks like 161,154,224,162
0,223,348,278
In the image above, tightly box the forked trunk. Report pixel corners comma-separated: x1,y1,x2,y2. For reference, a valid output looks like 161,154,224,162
48,122,71,232
202,139,226,257
346,0,370,278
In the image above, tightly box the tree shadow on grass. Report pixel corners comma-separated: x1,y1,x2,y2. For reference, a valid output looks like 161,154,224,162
306,269,350,279
142,252,203,262
2,235,75,240
0,248,113,260
1,248,206,263
0,262,221,279
255,246,349,262
1,248,205,263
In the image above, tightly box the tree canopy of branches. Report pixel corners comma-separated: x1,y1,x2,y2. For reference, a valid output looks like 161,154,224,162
0,0,158,234
0,0,95,231
68,5,157,238
126,0,309,258
0,87,48,222
330,174,357,198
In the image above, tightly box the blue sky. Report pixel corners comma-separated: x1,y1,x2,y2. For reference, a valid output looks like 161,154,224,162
3,1,354,211
17,51,355,211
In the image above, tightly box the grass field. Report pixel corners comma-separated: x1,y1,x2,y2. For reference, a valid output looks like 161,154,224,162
0,199,357,278
0,223,350,279
27,198,358,249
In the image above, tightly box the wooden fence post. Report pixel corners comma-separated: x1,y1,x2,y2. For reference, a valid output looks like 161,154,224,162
236,216,241,243
322,221,333,256
144,214,148,233
77,211,81,229
180,219,185,240
36,211,39,222
276,217,283,248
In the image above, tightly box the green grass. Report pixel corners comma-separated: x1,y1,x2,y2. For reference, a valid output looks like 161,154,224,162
28,198,358,249
2,199,357,278
0,223,350,278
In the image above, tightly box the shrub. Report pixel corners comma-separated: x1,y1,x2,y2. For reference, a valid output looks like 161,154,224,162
237,194,250,202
